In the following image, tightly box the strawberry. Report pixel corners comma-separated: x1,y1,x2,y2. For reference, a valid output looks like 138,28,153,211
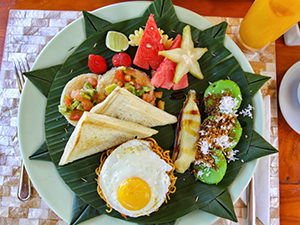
112,53,132,67
88,54,107,74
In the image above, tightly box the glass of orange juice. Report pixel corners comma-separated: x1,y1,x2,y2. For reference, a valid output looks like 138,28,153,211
237,0,300,51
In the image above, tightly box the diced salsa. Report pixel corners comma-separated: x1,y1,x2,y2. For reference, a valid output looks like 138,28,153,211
59,77,100,121
109,67,156,105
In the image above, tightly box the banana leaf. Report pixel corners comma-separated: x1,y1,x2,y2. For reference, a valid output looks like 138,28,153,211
71,194,101,225
245,72,271,97
240,130,278,162
24,0,278,224
202,21,228,43
23,64,61,98
82,10,111,38
28,141,51,161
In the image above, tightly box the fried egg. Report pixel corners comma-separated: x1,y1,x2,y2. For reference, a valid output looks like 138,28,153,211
98,139,173,217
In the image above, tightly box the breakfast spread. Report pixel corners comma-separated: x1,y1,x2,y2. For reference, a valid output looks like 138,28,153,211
28,1,276,222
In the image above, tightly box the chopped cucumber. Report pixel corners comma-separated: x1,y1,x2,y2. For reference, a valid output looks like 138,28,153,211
84,82,93,90
58,105,68,114
124,82,131,87
136,89,144,97
117,66,127,71
85,89,97,97
128,86,136,94
76,103,84,111
70,100,80,110
194,150,227,184
105,84,118,94
80,92,91,100
142,86,152,92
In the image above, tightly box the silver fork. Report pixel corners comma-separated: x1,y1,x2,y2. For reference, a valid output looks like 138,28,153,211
14,58,32,201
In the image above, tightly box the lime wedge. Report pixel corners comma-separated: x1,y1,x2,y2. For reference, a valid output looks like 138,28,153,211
105,31,129,52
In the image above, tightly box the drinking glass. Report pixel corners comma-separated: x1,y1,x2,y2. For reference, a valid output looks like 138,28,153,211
237,0,300,51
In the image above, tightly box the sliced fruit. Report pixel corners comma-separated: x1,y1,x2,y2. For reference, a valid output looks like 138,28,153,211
173,90,201,173
194,150,227,184
172,74,188,90
151,34,189,90
133,14,165,70
159,25,208,84
105,31,129,52
204,80,242,114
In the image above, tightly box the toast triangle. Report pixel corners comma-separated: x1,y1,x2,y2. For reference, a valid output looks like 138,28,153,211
91,87,177,127
59,112,158,165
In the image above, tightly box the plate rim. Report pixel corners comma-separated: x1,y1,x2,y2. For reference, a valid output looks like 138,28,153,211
18,1,263,224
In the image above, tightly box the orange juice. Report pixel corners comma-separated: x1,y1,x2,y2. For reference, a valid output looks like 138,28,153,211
239,0,300,50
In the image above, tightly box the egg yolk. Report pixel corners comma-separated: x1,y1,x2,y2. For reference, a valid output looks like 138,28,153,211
117,177,151,211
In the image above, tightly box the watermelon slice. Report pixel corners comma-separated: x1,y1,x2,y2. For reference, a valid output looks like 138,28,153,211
173,73,188,90
133,14,165,70
151,34,189,90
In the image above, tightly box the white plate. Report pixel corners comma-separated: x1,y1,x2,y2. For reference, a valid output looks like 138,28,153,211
18,2,264,224
279,60,300,134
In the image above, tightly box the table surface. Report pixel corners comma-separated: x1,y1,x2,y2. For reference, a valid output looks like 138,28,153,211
0,0,299,224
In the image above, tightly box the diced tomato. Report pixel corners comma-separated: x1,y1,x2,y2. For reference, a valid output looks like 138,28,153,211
130,79,137,87
157,100,165,110
124,74,131,82
70,110,83,121
116,81,124,87
136,83,142,90
114,69,125,82
154,91,163,98
81,100,93,111
64,95,73,107
125,85,132,91
67,89,74,98
142,93,156,105
91,93,101,104
112,53,132,67
87,77,98,88
73,90,84,101
70,90,76,98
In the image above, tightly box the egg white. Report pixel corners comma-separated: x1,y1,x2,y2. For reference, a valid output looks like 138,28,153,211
98,139,172,217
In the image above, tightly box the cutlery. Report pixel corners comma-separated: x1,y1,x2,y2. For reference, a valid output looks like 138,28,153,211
14,58,32,201
246,177,256,225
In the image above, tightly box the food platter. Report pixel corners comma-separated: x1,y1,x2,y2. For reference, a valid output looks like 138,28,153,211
18,1,264,224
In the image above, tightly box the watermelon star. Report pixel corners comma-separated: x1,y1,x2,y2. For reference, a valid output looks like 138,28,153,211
159,25,208,84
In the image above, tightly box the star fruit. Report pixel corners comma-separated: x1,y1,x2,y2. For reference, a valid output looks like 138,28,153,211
159,25,208,84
